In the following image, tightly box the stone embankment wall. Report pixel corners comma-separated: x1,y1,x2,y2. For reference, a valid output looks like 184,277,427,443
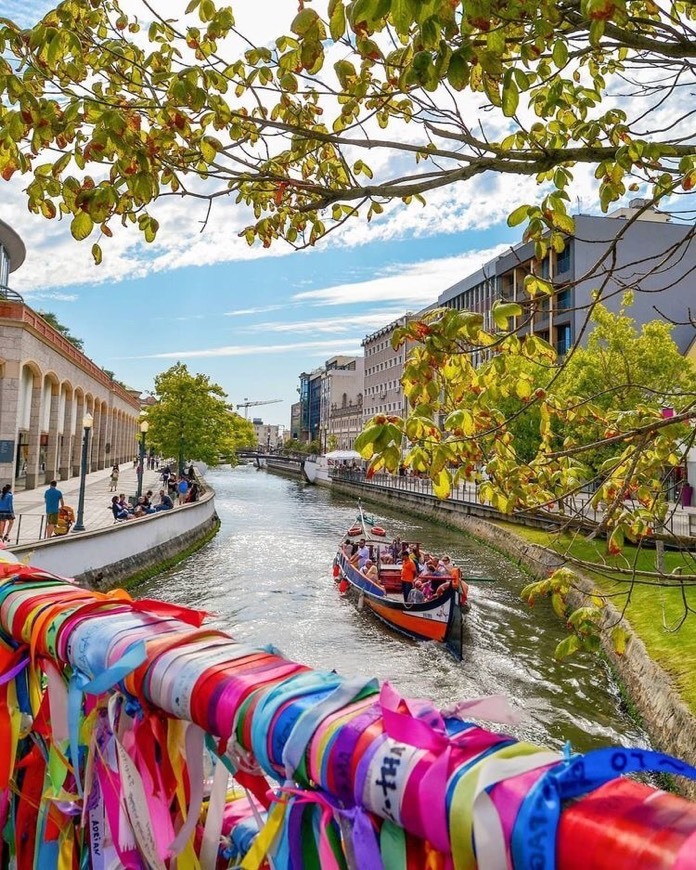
12,488,219,588
333,479,696,797
264,458,306,479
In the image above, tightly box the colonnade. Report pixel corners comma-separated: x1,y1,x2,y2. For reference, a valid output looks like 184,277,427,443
1,361,140,490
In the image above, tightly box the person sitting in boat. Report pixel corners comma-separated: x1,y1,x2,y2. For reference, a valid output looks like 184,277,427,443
407,579,425,604
357,539,370,570
437,555,454,575
361,560,379,582
420,558,438,577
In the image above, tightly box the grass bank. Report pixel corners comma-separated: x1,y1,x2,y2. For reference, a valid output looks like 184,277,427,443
493,521,696,714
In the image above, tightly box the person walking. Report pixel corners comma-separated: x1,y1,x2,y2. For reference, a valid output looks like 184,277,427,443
109,464,119,492
44,480,64,539
0,484,15,543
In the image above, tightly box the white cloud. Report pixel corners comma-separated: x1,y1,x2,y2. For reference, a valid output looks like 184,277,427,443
294,246,511,308
245,307,408,334
224,304,287,317
130,338,365,360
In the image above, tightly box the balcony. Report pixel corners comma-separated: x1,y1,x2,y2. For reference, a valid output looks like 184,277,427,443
0,285,24,303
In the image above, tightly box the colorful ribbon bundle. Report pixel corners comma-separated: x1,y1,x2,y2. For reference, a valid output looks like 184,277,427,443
0,551,694,868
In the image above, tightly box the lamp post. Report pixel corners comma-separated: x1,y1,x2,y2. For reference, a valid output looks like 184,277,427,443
72,412,93,532
136,419,149,499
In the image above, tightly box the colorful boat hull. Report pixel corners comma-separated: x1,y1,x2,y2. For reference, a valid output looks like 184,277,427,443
335,550,464,656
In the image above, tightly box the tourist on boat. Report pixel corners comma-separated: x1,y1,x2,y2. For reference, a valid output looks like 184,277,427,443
153,489,174,512
362,560,379,582
407,580,425,604
438,556,454,575
400,550,418,602
389,538,402,561
357,539,370,569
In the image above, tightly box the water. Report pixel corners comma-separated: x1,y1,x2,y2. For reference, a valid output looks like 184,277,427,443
139,465,647,753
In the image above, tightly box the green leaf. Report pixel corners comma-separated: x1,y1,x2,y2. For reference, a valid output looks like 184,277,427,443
391,0,417,32
501,75,519,117
91,242,102,265
507,204,529,227
70,211,94,241
491,300,523,329
329,0,346,41
554,634,582,660
551,592,566,618
552,39,568,68
291,8,320,36
611,625,630,656
432,468,451,499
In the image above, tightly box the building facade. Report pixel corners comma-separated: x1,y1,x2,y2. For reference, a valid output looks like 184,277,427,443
251,419,282,451
362,315,415,423
321,356,364,449
0,220,141,490
439,203,696,357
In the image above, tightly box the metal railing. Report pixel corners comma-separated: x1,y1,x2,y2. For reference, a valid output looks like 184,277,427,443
330,469,693,539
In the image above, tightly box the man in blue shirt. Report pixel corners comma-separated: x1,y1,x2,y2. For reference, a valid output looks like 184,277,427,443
44,480,64,538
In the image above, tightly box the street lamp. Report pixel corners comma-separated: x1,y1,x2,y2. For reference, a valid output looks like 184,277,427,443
72,412,93,532
136,419,149,499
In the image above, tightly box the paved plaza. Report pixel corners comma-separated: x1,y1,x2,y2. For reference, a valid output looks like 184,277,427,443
4,463,167,546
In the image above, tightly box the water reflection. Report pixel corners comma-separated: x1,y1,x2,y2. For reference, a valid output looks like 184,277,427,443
138,465,645,753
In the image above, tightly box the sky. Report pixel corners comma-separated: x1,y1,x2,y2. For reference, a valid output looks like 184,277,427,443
0,0,620,427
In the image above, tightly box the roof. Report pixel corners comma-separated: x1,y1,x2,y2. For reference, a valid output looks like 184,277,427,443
0,219,26,273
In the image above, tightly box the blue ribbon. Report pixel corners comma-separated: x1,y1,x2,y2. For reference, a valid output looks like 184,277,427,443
511,746,696,869
67,640,147,796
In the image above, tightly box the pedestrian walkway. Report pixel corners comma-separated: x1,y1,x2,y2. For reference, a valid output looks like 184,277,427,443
5,463,166,546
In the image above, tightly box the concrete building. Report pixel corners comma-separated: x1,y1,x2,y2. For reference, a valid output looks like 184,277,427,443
362,315,415,423
0,220,141,490
289,401,301,441
321,356,364,450
251,418,282,451
299,356,364,446
438,202,696,357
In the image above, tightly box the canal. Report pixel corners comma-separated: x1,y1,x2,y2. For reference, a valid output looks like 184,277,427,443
139,465,647,753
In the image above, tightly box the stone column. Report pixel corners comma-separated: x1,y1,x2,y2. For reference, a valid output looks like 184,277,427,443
0,359,21,488
24,374,44,491
59,390,73,480
45,384,61,483
97,403,108,470
71,395,84,477
88,403,98,472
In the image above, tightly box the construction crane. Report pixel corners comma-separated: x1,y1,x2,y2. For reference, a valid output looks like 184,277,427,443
235,398,283,419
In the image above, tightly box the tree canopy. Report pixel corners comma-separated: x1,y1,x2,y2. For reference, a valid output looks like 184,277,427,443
145,362,255,467
4,0,696,644
1,0,696,258
37,309,84,351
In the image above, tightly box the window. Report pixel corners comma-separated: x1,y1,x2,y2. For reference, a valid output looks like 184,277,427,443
556,286,572,311
556,324,572,355
556,243,571,274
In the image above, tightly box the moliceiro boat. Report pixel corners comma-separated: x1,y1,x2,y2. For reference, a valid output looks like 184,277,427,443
334,509,468,658
0,548,695,866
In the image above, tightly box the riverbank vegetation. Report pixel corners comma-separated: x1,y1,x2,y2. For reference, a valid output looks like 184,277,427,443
495,520,696,713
